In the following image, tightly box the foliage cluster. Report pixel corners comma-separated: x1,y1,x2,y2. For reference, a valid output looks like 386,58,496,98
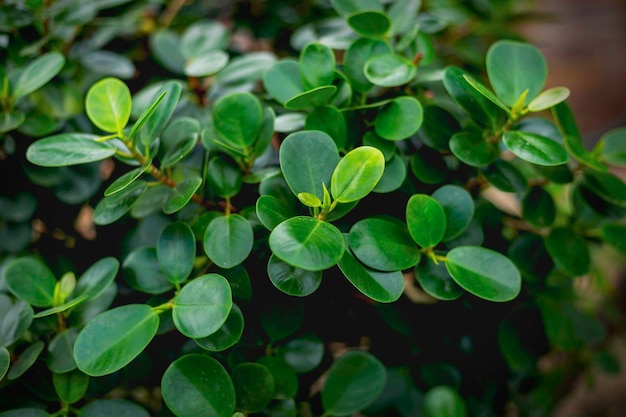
2,0,626,416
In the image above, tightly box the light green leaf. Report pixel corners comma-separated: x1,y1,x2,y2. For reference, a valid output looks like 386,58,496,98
300,42,335,89
364,53,416,87
85,77,132,134
0,296,33,347
331,146,385,203
527,86,570,112
26,133,117,167
184,51,229,77
12,52,65,99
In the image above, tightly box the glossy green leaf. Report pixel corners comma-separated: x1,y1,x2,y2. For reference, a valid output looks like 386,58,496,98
321,350,386,416
232,363,275,413
432,185,474,241
163,176,202,214
270,216,345,271
0,410,49,417
173,274,232,338
388,0,421,35
0,346,9,380
53,370,89,404
601,222,626,256
74,304,159,376
194,304,244,352
5,256,56,307
26,133,116,167
600,127,626,166
486,40,547,106
93,181,147,225
256,195,298,231
138,81,182,146
364,53,416,87
445,246,521,302
280,131,339,200
184,51,229,77
0,295,33,347
305,106,347,149
521,186,556,227
284,85,337,110
449,131,497,167
213,92,262,150
85,77,131,134
47,328,79,373
373,153,406,193
423,386,467,417
347,10,391,39
331,146,384,203
418,105,460,151
81,399,150,417
442,66,506,129
338,241,404,303
374,96,423,141
160,117,200,168
406,194,446,248
300,42,335,89
0,110,25,133
258,356,299,400
161,354,235,417
206,157,243,198
415,259,463,301
582,170,626,207
563,134,607,172
263,60,305,104
461,74,510,113
480,159,528,193
545,227,590,277
104,165,150,197
204,215,253,269
158,222,195,284
344,38,391,92
527,87,570,112
8,341,44,380
349,217,421,271
503,131,569,166
123,246,174,294
267,254,323,297
12,52,65,99
280,332,324,373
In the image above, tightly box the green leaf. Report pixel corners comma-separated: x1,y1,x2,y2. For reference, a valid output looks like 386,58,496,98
344,38,391,93
279,332,324,373
26,133,117,167
184,51,229,77
263,60,305,104
461,73,510,113
374,96,423,141
299,42,335,89
232,363,275,413
104,164,150,196
298,192,322,208
257,356,299,400
256,195,297,231
521,186,556,227
53,370,89,404
423,386,467,417
406,194,446,248
0,346,9,381
582,170,626,207
8,340,44,380
0,410,49,417
81,399,150,417
160,117,201,168
213,92,263,150
93,180,147,225
0,110,26,133
338,240,404,303
503,131,569,166
161,354,235,417
214,51,277,86
206,157,243,198
0,295,33,347
446,246,521,302
284,85,338,110
280,131,339,200
349,217,421,271
481,159,528,194
5,256,56,307
410,147,447,184
545,227,590,277
418,105,460,151
194,303,244,352
321,350,387,416
173,274,231,338
527,87,570,112
123,246,174,295
163,176,202,214
415,259,463,301
85,77,132,134
331,0,383,16
449,131,497,167
347,10,391,39
373,153,406,193
47,328,79,373
388,0,421,35
158,222,195,284
331,146,384,203
269,216,345,271
150,30,185,74
601,222,626,256
12,52,65,99
204,215,253,269
74,304,159,376
486,40,547,107
138,81,182,146
267,254,323,297
364,53,416,87
431,185,474,241
80,50,136,80
305,106,347,150
600,127,626,167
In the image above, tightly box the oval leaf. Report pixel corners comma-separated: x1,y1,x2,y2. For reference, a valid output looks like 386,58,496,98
158,222,196,284
213,92,262,150
13,52,65,99
267,254,323,297
431,185,474,241
406,194,446,248
375,96,423,141
5,256,56,307
203,215,253,269
503,131,569,166
232,363,275,413
26,133,116,167
85,77,132,134
545,227,590,277
527,86,570,112
194,304,244,352
331,146,385,203
364,53,416,87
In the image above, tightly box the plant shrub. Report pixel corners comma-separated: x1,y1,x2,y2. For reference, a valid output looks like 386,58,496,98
1,0,626,416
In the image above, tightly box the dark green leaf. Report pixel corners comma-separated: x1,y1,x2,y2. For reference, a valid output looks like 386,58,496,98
232,363,275,413
194,304,244,352
280,333,324,373
163,176,202,214
410,147,447,184
415,259,463,301
600,127,626,167
0,295,33,347
418,105,460,151
5,256,56,307
373,153,406,193
322,350,386,416
364,53,416,87
53,370,89,404
388,0,421,35
583,170,626,207
431,185,474,241
347,10,391,39
503,131,569,166
123,246,174,294
26,133,117,167
406,194,446,248
545,227,590,277
81,399,150,417
423,386,467,417
305,106,347,150
0,346,9,380
521,186,556,227
0,110,25,133
80,50,135,79
256,195,297,231
8,341,44,380
267,254,322,297
161,354,235,417
160,117,200,168
449,131,497,167
94,181,147,225
213,92,263,150
104,165,150,196
445,246,521,302
258,356,299,400
344,38,391,92
461,74,510,114
204,215,253,269
47,328,79,373
263,60,305,104
158,222,195,284
74,304,159,376
331,0,383,16
206,157,243,198
0,410,49,417
138,81,182,146
480,159,528,194
173,273,232,338
601,222,626,256
150,30,185,74
299,42,335,89
374,96,423,141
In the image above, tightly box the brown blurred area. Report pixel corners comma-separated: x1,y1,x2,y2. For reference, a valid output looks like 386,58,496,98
517,0,626,146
